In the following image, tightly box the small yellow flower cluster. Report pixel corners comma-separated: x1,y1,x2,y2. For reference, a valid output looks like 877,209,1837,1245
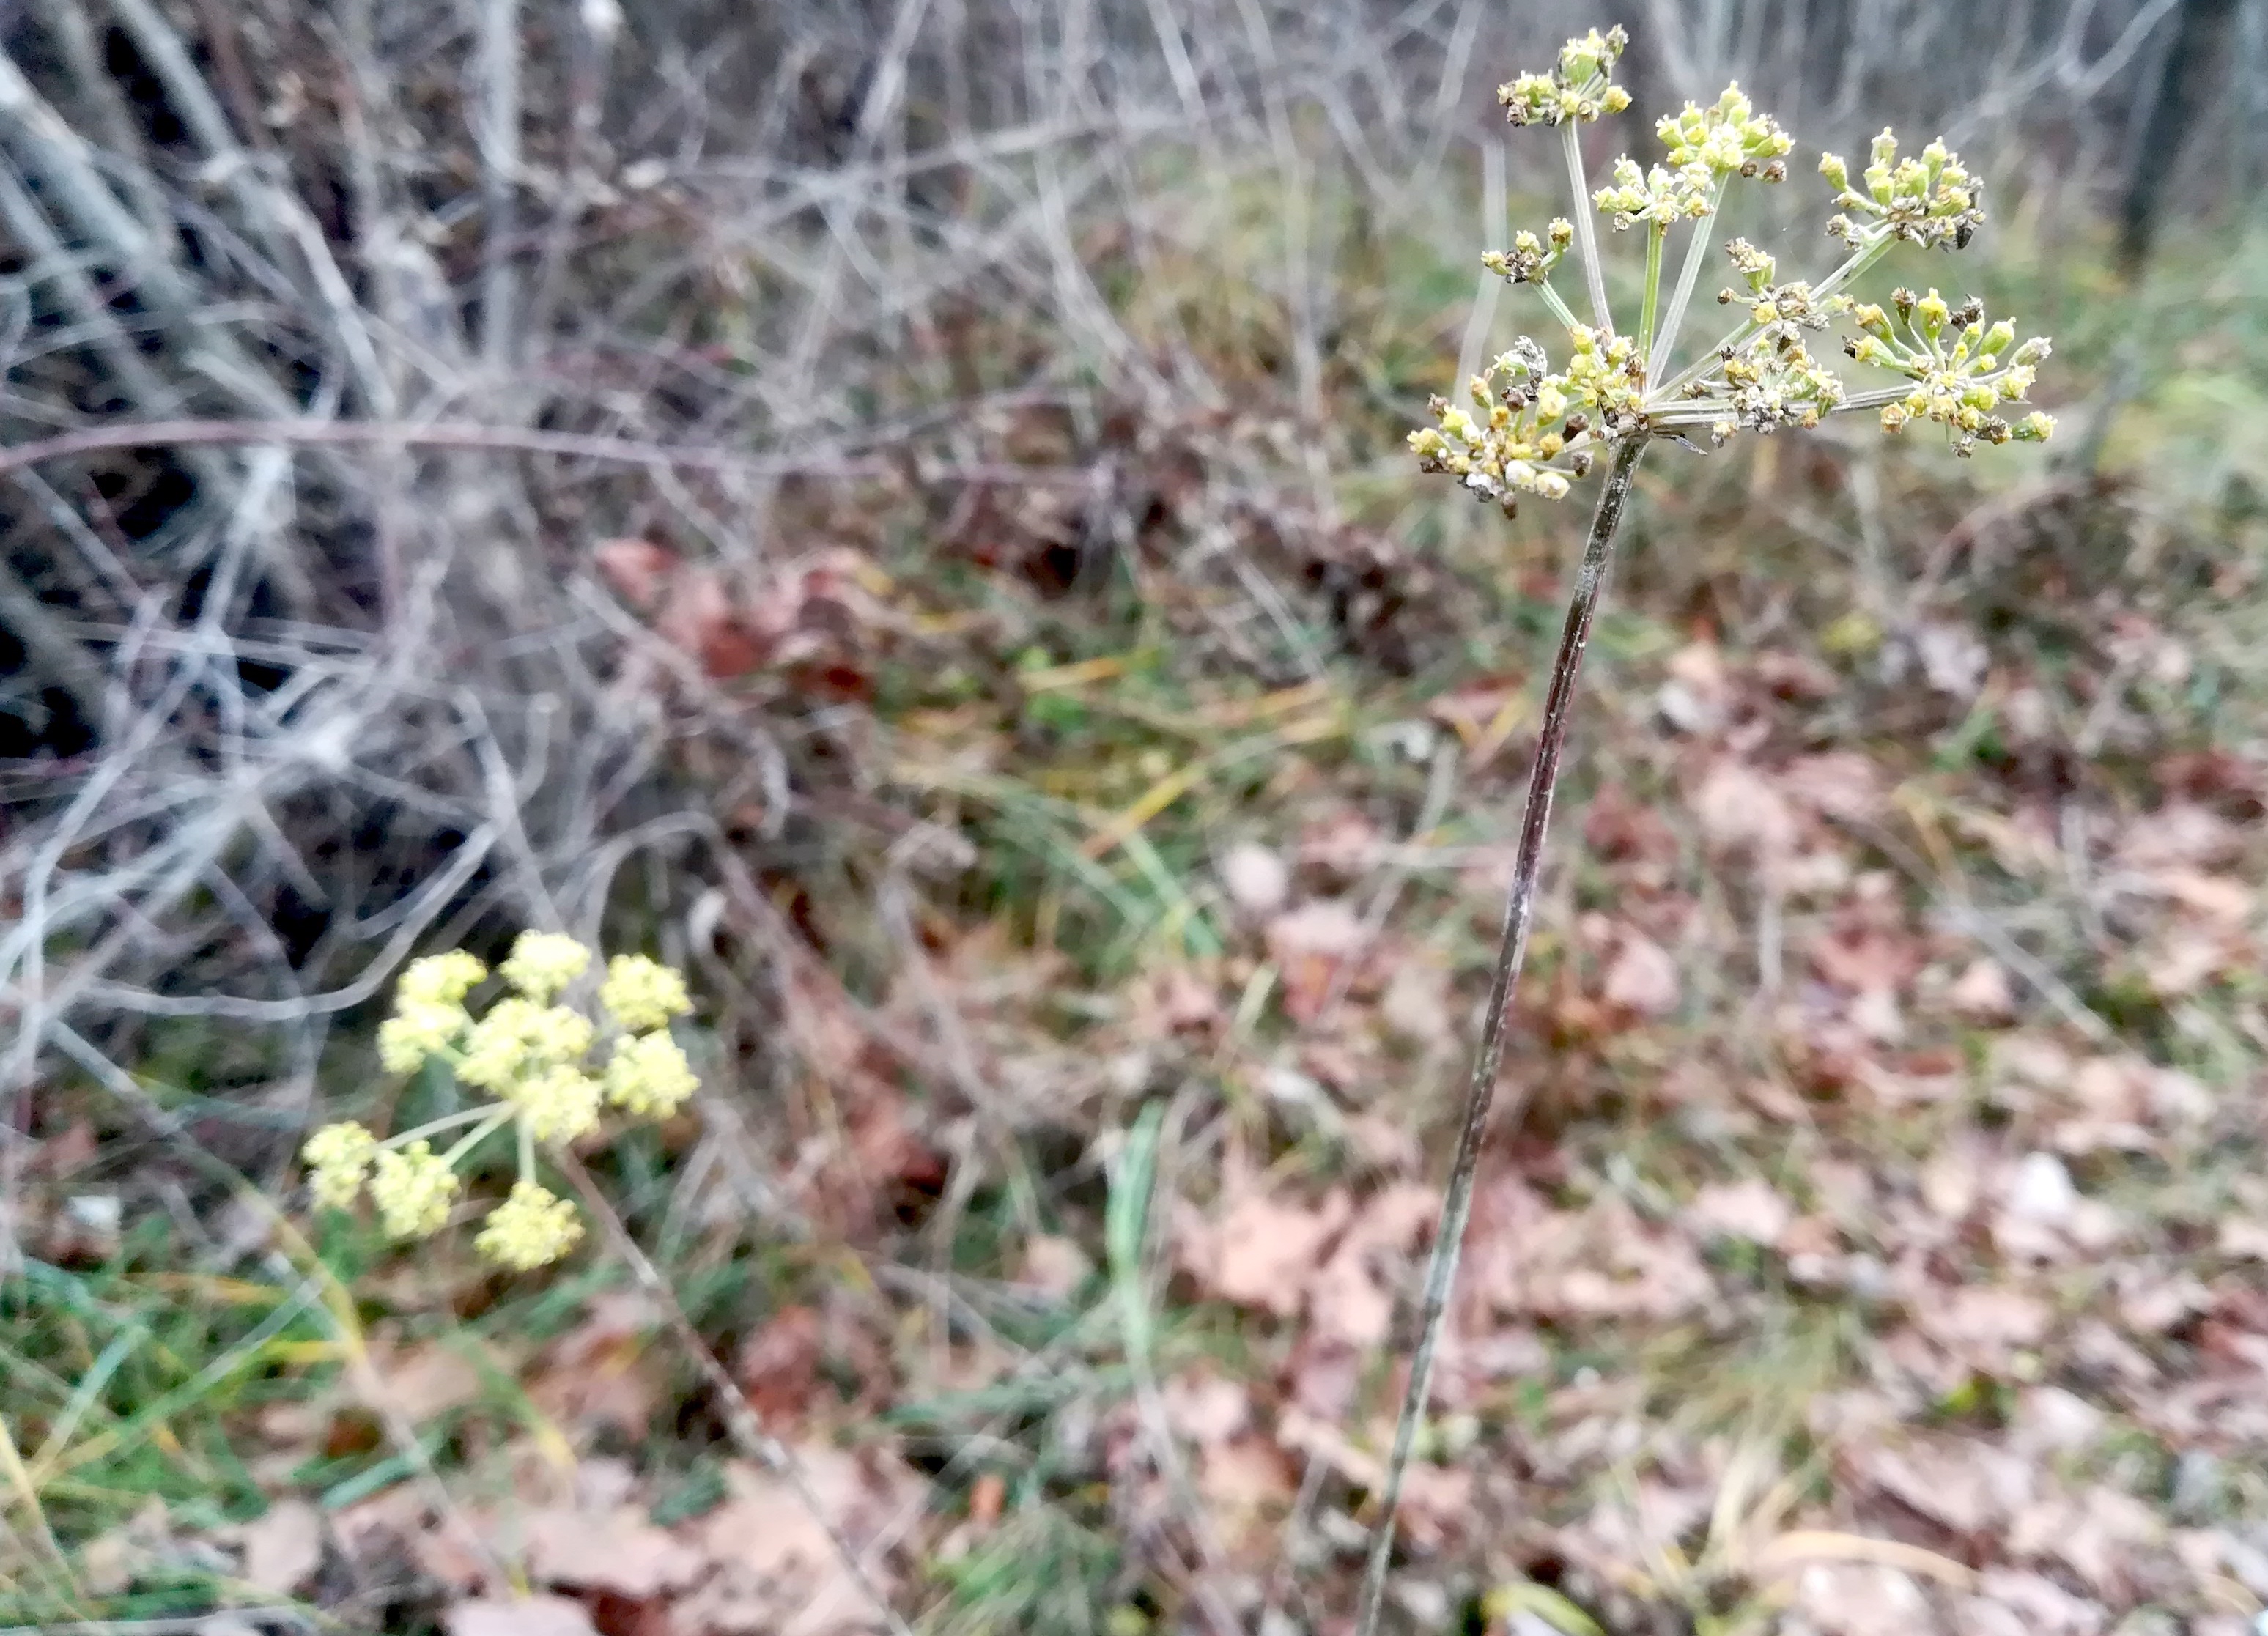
1844,287,2053,454
1480,219,1573,287
1592,155,1707,230
1655,84,1792,182
1710,239,1847,345
1555,325,1647,432
303,1120,377,1210
476,1180,585,1271
371,1140,457,1237
1821,130,1983,251
606,1031,701,1119
497,932,591,1003
303,932,703,1271
377,951,487,1076
600,955,693,1034
1597,84,1791,232
1498,27,1630,127
1709,335,1847,439
1407,347,1595,517
458,996,596,1095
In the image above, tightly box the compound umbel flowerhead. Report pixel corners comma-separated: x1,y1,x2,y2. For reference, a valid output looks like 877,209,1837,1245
303,933,701,1270
1416,25,2055,503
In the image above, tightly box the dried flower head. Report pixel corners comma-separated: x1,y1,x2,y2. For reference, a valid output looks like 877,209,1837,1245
476,1180,584,1271
1408,345,1595,516
1594,155,1712,229
1499,26,1630,126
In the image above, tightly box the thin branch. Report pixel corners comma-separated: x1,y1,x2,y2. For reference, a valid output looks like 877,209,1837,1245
1560,123,1611,332
478,0,522,368
1352,434,1649,1636
1649,179,1726,384
0,419,1090,486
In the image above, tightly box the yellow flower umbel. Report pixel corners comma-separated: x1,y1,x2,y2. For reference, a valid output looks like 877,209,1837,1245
303,1121,377,1210
1841,287,2053,455
301,932,702,1273
370,1141,458,1238
375,950,487,1074
1498,26,1630,127
498,932,592,1003
476,1180,584,1271
1414,24,2052,496
605,1032,699,1119
600,955,692,1034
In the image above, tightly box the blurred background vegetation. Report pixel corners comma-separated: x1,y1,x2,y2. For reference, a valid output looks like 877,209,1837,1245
2,1,2267,1633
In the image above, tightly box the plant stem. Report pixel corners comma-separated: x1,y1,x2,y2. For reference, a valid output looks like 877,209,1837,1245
1637,221,1666,372
382,1103,498,1148
1560,124,1611,331
1352,433,1648,1636
1657,229,1895,401
443,1109,512,1168
1650,181,1726,384
1535,277,1582,336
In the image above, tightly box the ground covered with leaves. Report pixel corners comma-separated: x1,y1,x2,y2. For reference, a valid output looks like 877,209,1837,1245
7,215,2268,1636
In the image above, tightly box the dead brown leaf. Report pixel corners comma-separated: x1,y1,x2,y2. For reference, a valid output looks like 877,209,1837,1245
1601,930,1680,1018
232,1498,324,1596
520,1505,706,1599
677,1448,920,1636
528,1292,663,1442
1853,1433,2034,1535
1691,759,1798,859
1181,1182,1348,1317
1687,1177,1792,1246
735,1306,824,1430
1266,899,1368,1024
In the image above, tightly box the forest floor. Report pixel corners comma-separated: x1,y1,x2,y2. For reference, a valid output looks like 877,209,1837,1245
7,216,2268,1636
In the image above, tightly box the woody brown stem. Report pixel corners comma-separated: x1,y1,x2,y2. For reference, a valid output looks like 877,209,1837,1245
1352,433,1647,1636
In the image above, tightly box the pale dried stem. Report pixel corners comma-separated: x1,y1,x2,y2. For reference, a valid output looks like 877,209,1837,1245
1561,122,1611,331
